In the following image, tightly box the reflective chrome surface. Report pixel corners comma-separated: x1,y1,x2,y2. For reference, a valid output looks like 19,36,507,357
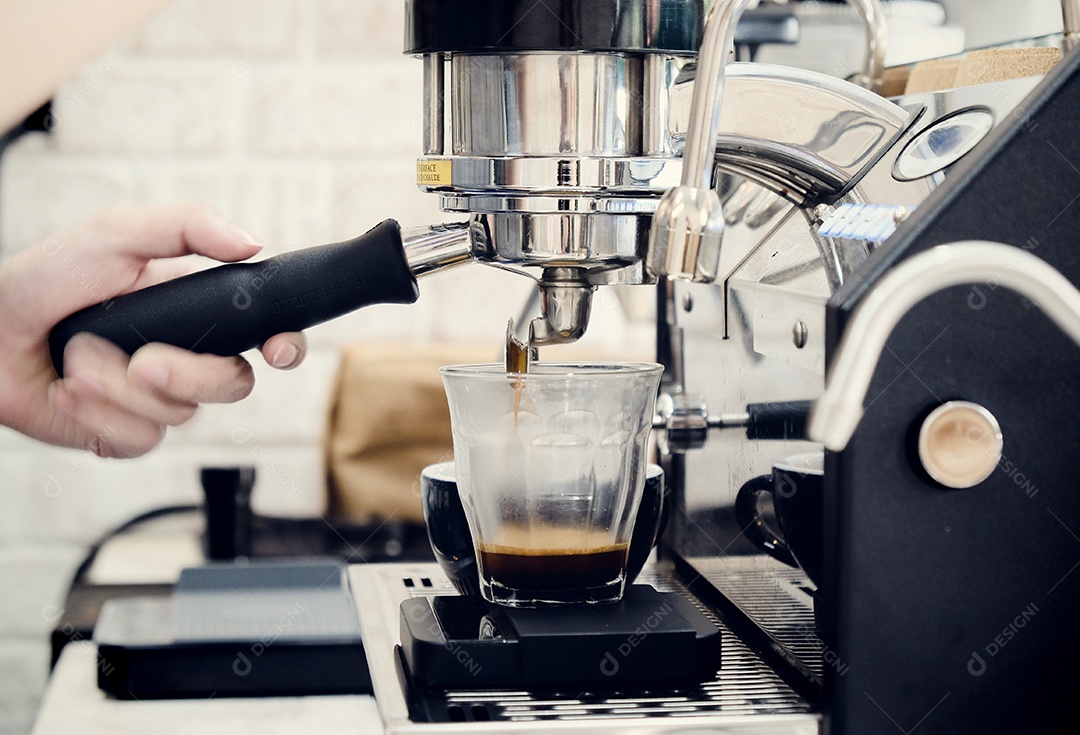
450,53,642,157
643,54,695,156
647,21,914,281
892,108,995,182
422,53,444,156
423,61,920,316
712,65,912,198
656,392,712,452
402,221,472,278
468,212,647,275
643,0,889,280
418,24,923,351
648,184,725,282
419,156,682,196
682,0,758,192
528,268,595,345
425,64,916,204
1064,0,1080,52
646,0,896,283
845,0,887,92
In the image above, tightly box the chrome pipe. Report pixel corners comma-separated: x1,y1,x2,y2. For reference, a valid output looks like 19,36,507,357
422,54,444,155
682,0,757,194
808,242,1080,451
402,221,472,278
846,0,888,92
1063,0,1080,52
646,0,756,284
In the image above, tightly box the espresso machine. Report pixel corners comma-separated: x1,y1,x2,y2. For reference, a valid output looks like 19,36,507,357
341,0,1080,732
45,0,1080,731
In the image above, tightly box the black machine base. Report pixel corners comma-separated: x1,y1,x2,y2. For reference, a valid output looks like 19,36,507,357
399,585,722,689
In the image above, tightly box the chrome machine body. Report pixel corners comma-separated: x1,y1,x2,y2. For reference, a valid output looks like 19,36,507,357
361,1,1080,733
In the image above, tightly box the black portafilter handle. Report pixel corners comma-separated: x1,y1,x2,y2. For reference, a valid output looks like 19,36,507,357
48,219,417,376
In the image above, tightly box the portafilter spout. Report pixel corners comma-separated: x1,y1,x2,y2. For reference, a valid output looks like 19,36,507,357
528,268,596,347
410,225,595,348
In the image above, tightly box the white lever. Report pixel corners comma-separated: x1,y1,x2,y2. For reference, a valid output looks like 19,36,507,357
809,242,1080,451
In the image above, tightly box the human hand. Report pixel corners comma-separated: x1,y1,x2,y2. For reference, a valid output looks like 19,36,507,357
0,202,307,457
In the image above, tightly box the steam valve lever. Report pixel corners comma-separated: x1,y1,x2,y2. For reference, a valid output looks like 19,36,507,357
657,398,813,452
48,220,472,376
744,400,813,441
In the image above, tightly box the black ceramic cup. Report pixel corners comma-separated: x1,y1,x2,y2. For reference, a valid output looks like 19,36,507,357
734,452,824,586
421,462,666,597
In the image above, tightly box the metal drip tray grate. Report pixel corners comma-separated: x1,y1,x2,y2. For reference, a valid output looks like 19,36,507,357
350,562,820,733
688,556,824,680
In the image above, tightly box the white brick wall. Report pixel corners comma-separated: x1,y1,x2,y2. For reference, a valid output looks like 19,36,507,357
0,639,51,735
0,2,649,731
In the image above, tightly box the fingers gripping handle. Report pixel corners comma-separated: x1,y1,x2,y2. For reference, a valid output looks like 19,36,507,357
49,219,417,376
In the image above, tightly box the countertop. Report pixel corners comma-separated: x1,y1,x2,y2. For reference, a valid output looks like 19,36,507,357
32,641,384,734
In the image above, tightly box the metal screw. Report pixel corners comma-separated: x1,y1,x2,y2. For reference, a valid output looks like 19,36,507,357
813,204,834,226
792,320,808,349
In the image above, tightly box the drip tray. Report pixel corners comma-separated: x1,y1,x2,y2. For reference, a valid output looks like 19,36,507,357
350,562,820,733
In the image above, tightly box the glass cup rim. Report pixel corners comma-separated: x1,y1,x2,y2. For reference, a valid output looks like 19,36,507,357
440,361,664,379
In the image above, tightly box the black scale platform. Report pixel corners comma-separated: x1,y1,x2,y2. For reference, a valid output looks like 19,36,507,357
399,584,722,689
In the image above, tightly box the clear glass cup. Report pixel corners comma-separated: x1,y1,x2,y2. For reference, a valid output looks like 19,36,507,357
440,362,663,607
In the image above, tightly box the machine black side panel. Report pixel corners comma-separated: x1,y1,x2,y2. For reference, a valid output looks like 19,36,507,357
824,49,1080,734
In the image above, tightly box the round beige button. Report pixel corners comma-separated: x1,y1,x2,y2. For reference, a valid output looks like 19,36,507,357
918,401,1003,489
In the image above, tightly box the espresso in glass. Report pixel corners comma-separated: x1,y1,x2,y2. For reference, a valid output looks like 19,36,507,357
477,525,630,604
440,362,663,607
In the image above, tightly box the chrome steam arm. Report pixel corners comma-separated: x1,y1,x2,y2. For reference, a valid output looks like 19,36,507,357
647,0,890,284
